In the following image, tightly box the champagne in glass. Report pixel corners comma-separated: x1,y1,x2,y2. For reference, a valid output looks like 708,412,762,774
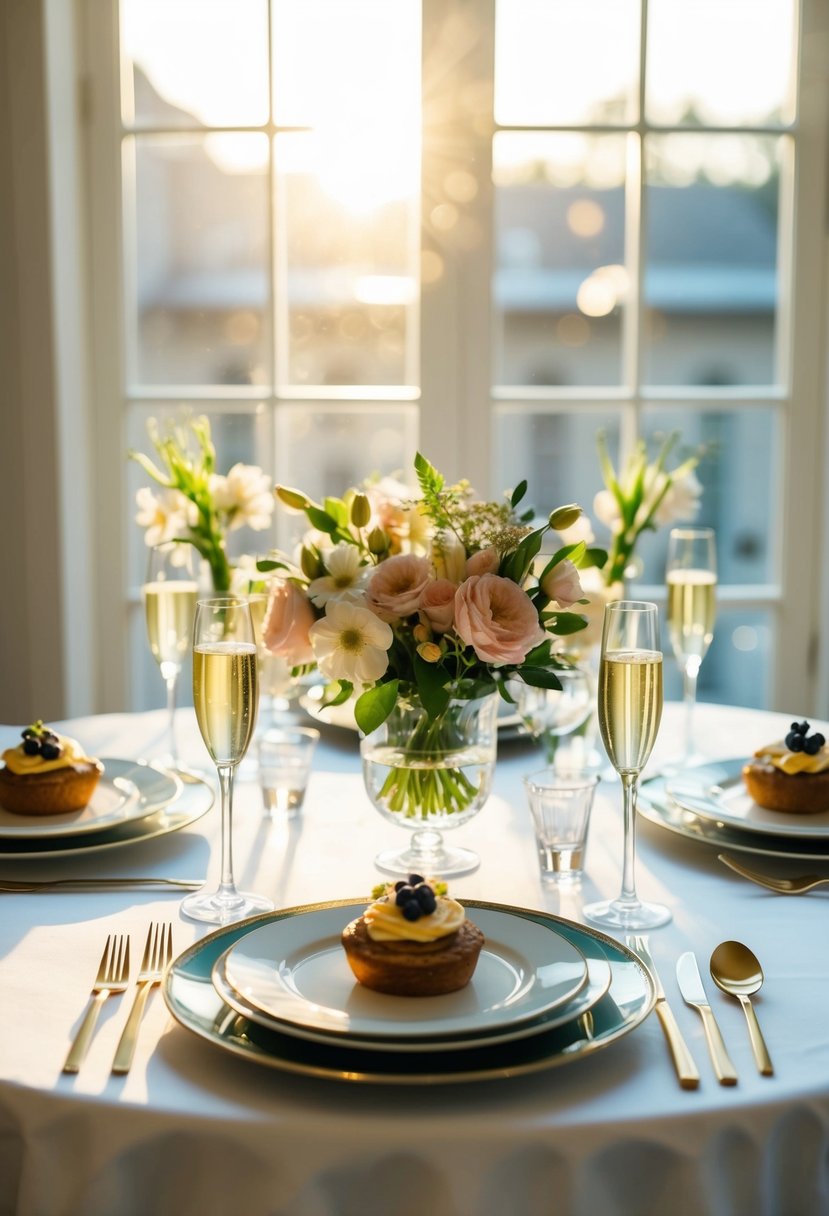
583,601,670,930
666,527,717,765
142,543,198,770
182,597,273,924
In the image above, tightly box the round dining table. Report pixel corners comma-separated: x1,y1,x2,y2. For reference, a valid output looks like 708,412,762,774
1,702,828,1216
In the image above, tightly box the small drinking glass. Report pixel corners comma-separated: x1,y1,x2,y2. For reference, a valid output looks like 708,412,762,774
523,770,599,884
182,596,273,925
142,543,198,770
258,727,320,819
583,600,670,930
666,527,717,766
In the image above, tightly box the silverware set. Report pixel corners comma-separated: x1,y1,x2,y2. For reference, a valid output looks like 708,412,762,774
627,934,774,1087
62,923,173,1075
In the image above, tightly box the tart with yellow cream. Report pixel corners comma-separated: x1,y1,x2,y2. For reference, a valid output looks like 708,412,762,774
341,875,484,996
0,721,103,815
742,720,829,814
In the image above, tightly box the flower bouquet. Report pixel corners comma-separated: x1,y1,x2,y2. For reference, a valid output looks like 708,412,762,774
259,454,597,872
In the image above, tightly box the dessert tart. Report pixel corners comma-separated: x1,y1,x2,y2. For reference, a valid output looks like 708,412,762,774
342,875,484,996
742,720,829,814
0,721,103,815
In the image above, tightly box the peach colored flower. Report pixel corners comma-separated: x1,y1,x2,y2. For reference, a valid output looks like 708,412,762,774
454,574,545,665
366,553,434,622
419,578,457,634
262,581,316,666
466,547,500,577
541,558,584,609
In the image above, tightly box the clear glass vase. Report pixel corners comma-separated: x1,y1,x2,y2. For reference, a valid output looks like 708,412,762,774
360,692,499,877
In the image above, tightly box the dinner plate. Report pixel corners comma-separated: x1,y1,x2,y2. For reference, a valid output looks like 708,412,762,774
639,771,829,861
213,951,611,1053
214,904,589,1042
0,758,181,838
665,758,829,838
163,900,655,1085
0,769,213,859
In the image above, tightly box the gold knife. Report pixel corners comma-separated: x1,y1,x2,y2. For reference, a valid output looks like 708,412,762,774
626,935,700,1090
0,877,203,892
676,950,738,1085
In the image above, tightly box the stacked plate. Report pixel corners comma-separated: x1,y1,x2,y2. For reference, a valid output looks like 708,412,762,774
0,758,213,860
163,900,656,1084
639,757,829,861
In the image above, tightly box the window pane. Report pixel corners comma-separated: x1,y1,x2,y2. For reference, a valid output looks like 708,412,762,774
122,0,269,128
274,405,417,513
635,409,778,586
495,0,639,125
493,133,627,387
642,134,783,388
127,135,270,387
646,0,795,127
493,409,621,516
662,606,773,709
275,134,418,387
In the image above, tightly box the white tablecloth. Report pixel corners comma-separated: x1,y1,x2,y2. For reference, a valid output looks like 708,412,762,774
1,704,828,1216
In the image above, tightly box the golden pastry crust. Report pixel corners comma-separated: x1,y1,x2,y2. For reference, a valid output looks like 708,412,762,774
0,760,104,816
341,914,484,996
742,761,829,815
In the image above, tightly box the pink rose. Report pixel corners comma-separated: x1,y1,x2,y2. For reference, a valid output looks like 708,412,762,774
262,581,316,665
419,578,457,634
454,574,546,665
466,547,500,577
366,554,434,622
541,558,583,609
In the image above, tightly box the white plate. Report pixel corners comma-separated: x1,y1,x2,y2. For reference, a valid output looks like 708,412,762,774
0,758,181,838
665,758,829,839
213,951,611,1053
218,904,588,1041
0,769,212,859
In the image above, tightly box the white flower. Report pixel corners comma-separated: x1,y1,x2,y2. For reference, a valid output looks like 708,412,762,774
210,464,274,532
431,529,467,583
652,468,702,527
135,486,191,547
593,489,621,530
573,566,623,650
309,600,393,684
308,543,371,606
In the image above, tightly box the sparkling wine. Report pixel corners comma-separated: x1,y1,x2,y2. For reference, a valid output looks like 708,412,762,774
193,642,258,766
598,649,663,776
143,581,198,668
667,569,717,665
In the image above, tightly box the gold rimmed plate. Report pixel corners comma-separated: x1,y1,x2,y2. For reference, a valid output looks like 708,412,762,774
163,900,655,1085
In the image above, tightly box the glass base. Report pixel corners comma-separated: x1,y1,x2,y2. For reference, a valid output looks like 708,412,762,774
180,885,273,925
582,896,671,931
374,843,480,878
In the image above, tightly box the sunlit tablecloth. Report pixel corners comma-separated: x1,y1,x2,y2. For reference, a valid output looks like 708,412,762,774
1,704,828,1216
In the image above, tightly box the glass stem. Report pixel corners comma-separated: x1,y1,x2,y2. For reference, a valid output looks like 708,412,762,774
217,765,237,897
683,660,700,759
620,773,638,906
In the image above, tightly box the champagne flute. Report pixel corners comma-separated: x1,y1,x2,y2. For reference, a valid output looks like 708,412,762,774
142,543,198,770
583,601,670,930
666,527,717,766
181,597,273,924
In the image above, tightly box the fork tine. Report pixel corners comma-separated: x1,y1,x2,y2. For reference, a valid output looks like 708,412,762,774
151,923,164,972
111,935,129,983
164,923,173,968
139,923,155,973
96,935,113,983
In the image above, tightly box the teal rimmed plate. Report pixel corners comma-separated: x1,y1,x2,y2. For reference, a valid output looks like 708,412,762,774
163,900,655,1085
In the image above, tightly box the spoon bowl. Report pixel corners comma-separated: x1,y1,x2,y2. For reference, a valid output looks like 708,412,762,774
709,940,773,1076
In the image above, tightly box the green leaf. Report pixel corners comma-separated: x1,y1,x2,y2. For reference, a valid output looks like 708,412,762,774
538,541,586,583
306,505,340,535
580,547,609,570
414,451,444,497
517,666,563,691
503,524,546,583
324,497,349,527
414,654,451,719
542,611,588,635
494,676,517,705
522,639,554,667
256,558,288,573
510,479,528,509
320,680,353,709
354,680,399,734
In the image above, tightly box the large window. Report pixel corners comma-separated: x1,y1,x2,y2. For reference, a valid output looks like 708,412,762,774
81,0,827,713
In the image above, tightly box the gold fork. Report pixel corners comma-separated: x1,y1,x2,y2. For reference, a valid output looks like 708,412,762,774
112,923,173,1075
718,853,829,895
63,934,130,1074
627,934,700,1090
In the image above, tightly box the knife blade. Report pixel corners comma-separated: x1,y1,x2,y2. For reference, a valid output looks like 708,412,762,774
676,950,738,1085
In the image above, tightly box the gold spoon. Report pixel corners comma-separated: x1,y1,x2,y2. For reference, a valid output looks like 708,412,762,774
709,941,774,1076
